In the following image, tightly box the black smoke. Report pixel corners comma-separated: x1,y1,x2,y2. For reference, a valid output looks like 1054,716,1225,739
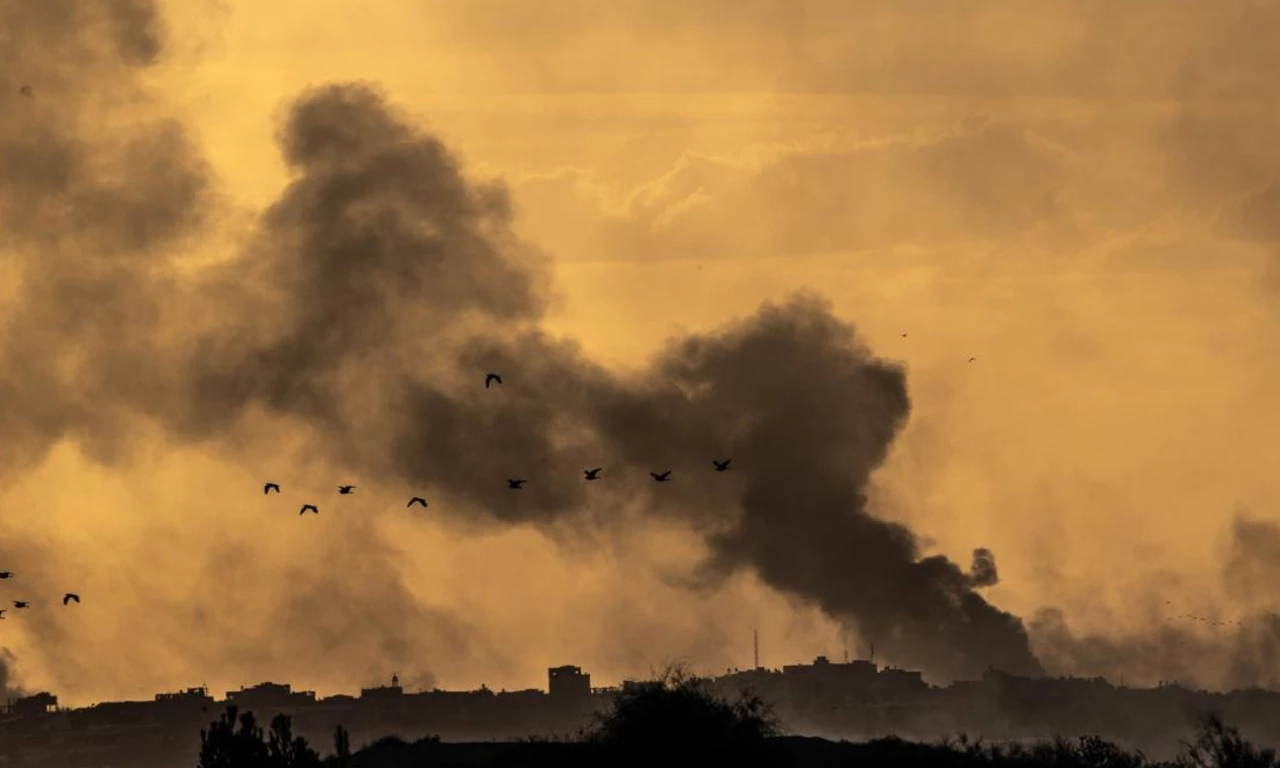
173,82,1039,682
969,548,999,588
0,3,1043,689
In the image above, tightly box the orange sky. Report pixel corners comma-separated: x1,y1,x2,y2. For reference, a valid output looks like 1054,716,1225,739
3,0,1280,706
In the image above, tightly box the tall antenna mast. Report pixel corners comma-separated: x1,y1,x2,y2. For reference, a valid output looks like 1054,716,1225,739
753,629,760,670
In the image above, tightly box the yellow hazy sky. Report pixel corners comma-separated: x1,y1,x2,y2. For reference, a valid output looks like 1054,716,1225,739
4,0,1280,706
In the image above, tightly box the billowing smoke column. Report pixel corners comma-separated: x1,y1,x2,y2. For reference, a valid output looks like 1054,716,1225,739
185,82,1041,682
0,0,1043,687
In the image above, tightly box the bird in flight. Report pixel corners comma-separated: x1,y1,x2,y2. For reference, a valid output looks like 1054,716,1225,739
338,485,355,494
63,594,79,605
407,496,428,508
902,333,908,338
584,468,602,481
712,458,731,472
968,357,977,363
650,470,672,482
507,478,526,489
0,572,12,579
18,85,31,97
12,601,28,609
264,482,281,494
485,373,502,389
299,504,319,515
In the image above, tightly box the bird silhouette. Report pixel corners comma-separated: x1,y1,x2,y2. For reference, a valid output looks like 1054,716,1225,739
507,478,526,489
584,468,602,480
650,470,672,482
63,594,79,605
712,458,731,472
968,357,977,363
0,572,12,579
12,601,27,609
338,485,355,494
902,333,908,337
407,496,428,508
299,504,319,515
485,373,502,389
264,482,281,494
18,85,31,97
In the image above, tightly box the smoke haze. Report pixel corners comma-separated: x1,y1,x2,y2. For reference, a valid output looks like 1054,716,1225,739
2,0,1280,704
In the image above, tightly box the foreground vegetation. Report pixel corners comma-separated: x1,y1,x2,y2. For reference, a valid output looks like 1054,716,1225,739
197,669,1280,767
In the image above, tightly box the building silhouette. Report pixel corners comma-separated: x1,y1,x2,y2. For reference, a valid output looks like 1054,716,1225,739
548,665,591,701
3,657,1280,767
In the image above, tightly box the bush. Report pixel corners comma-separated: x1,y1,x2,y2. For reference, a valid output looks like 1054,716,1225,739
197,705,348,768
582,665,781,766
1175,714,1279,768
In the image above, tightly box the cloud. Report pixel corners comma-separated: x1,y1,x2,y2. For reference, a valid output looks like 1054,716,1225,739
510,123,1078,264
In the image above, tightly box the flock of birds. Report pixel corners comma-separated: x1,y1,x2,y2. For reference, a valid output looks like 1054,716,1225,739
1163,601,1245,629
267,373,735,516
0,569,80,621
2,83,976,602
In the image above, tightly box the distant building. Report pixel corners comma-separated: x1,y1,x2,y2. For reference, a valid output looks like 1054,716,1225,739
360,675,405,700
9,655,1280,766
548,666,591,700
155,687,213,704
225,682,316,711
10,693,57,719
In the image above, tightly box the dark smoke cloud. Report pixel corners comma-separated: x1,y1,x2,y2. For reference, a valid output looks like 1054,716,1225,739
163,82,1040,683
969,548,999,588
1221,515,1280,608
0,651,26,702
0,3,1041,689
0,1,484,698
587,297,1040,681
0,0,211,474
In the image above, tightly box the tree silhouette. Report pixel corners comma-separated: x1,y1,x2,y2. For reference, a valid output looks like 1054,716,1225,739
1178,713,1279,768
198,706,328,768
198,706,268,768
267,713,322,767
582,665,781,767
331,725,351,768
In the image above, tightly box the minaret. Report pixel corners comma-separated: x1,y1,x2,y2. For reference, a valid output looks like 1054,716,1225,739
753,629,760,670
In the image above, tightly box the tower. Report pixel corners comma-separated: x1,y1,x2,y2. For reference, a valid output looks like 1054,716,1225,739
753,629,760,670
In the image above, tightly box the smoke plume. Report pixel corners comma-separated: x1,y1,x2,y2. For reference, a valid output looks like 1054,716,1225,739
1031,512,1280,691
0,0,1042,695
175,81,1040,682
968,548,999,588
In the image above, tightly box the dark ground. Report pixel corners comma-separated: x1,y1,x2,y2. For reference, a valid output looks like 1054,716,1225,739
199,670,1280,768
